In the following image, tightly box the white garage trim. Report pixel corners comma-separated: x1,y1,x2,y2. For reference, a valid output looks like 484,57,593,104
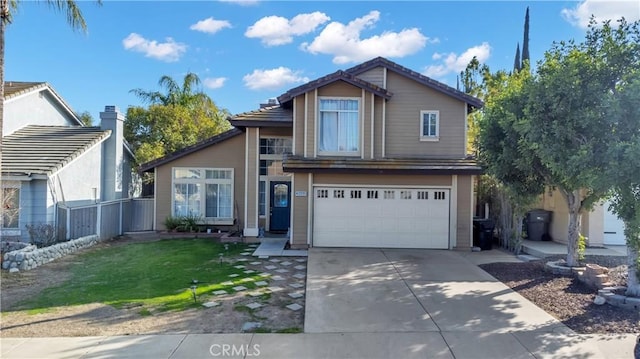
312,185,451,249
450,175,458,249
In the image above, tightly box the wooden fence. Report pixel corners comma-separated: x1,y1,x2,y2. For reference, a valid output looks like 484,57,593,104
57,198,154,240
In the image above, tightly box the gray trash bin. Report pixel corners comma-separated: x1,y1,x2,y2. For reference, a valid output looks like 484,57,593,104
526,209,552,241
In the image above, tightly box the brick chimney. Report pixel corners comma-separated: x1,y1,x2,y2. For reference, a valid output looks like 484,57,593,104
100,105,124,201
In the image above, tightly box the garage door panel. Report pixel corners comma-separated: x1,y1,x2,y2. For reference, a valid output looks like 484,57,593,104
313,187,450,249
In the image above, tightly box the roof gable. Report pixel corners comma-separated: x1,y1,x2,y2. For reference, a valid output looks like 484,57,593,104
139,128,244,172
4,81,83,126
346,57,484,108
277,70,393,104
1,125,110,177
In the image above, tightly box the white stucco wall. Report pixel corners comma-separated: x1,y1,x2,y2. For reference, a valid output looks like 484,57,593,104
4,90,78,135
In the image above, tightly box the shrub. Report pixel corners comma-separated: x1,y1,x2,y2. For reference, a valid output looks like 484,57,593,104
25,223,58,248
163,216,182,231
178,214,202,232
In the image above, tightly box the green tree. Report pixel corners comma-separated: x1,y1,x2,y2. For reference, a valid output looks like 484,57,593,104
125,74,231,165
513,43,521,72
76,111,93,126
0,0,100,230
606,73,640,296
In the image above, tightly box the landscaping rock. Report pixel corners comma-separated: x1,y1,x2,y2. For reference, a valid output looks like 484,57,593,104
202,301,220,308
241,322,262,332
286,303,303,311
594,295,606,305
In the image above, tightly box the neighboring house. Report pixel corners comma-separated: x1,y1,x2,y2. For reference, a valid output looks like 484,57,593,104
140,57,484,250
1,82,137,241
536,189,626,247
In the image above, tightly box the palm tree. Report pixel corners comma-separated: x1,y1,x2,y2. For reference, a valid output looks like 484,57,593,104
0,0,99,228
130,72,215,110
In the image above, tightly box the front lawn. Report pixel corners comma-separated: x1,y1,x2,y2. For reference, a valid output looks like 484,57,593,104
12,238,253,313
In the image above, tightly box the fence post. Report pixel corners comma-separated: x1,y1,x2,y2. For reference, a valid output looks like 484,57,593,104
96,202,102,239
65,207,71,240
119,200,124,235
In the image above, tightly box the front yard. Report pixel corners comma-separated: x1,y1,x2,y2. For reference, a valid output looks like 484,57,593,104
0,238,306,336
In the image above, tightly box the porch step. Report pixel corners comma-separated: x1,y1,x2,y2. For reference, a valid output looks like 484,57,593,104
521,243,551,259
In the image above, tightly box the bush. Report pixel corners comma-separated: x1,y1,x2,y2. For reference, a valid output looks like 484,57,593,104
179,213,202,232
163,216,182,231
25,223,58,248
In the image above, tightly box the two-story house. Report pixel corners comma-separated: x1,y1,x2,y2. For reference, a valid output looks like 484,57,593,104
140,57,484,249
1,82,137,241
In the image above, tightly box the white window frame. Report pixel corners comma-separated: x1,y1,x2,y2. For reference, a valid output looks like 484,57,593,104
259,136,293,218
420,110,440,141
317,97,361,156
171,167,234,225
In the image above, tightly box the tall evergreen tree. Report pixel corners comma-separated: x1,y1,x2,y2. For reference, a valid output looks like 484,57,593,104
514,42,521,72
522,7,530,67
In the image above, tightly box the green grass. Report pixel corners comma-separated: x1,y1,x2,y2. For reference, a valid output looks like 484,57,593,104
13,238,252,313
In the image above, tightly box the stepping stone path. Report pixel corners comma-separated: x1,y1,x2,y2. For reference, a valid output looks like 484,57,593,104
202,301,220,308
255,281,268,286
286,303,303,311
243,270,256,274
264,265,277,270
294,265,306,270
269,259,281,263
234,265,246,269
259,273,271,277
288,292,304,299
289,283,304,289
236,258,248,262
250,261,262,265
229,274,240,278
242,322,261,332
280,261,293,266
232,286,248,291
275,269,289,273
240,252,252,256
293,273,306,279
240,277,255,282
248,244,259,248
221,281,234,286
248,291,263,297
246,302,262,310
295,259,307,263
271,275,285,281
267,286,283,292
212,290,228,295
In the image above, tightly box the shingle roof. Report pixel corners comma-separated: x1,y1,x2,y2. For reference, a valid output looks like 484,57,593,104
4,82,47,98
228,105,293,127
1,125,111,177
346,57,484,108
277,70,393,104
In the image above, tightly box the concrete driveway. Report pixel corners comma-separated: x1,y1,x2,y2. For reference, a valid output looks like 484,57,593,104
305,248,568,334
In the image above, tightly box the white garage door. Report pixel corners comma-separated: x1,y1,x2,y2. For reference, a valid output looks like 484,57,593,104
603,200,626,245
313,187,450,249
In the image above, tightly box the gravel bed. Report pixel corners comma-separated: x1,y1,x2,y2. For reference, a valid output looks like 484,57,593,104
480,257,640,334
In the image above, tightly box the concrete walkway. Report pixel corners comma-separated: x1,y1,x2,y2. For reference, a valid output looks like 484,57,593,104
1,248,637,358
1,332,636,358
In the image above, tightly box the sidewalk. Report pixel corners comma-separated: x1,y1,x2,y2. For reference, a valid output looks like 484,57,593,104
1,332,637,358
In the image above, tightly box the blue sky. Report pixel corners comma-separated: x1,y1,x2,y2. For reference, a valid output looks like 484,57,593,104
6,0,639,122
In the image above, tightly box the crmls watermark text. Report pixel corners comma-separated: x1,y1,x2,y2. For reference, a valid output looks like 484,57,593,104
209,344,261,357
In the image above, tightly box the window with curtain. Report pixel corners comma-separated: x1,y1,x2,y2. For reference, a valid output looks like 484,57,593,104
2,187,20,229
173,168,234,223
319,98,360,155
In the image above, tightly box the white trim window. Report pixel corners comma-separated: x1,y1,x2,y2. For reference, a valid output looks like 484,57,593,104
172,168,234,224
318,98,360,155
420,110,439,141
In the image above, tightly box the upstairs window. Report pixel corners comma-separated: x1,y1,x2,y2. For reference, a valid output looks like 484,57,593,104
319,98,360,155
420,110,439,141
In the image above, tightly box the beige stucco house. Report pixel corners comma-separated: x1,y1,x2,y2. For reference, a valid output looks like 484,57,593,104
140,57,484,250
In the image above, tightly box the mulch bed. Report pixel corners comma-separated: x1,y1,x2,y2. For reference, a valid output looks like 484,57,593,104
480,256,640,334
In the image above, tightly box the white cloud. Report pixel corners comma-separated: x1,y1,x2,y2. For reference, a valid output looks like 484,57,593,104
122,33,187,62
190,17,232,34
245,12,330,46
203,77,227,89
423,42,491,78
243,67,309,90
301,10,432,64
561,0,640,28
219,0,259,6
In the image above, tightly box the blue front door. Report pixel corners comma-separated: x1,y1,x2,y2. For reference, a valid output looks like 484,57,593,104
269,182,291,232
